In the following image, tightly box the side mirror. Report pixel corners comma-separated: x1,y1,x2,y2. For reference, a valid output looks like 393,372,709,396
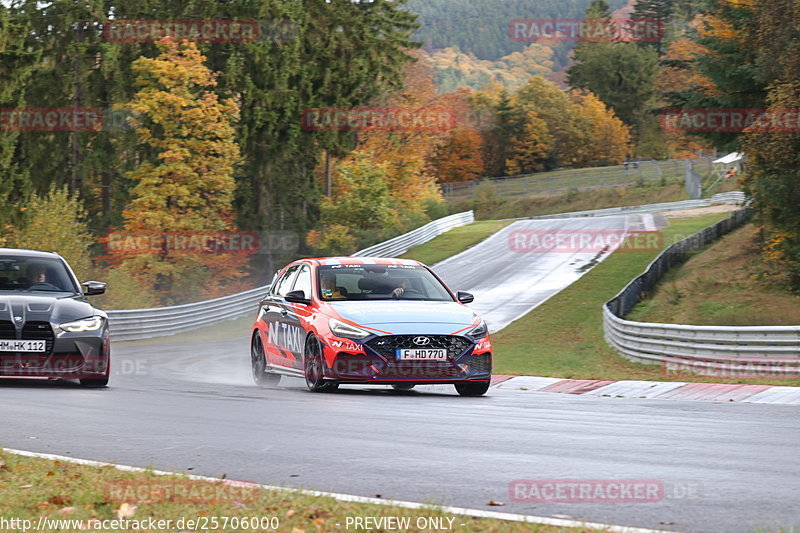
457,291,474,304
82,281,106,296
285,290,311,305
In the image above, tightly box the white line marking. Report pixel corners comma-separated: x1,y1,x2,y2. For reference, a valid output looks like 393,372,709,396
2,447,667,533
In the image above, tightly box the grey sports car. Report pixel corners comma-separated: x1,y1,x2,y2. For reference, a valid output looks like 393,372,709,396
0,248,109,387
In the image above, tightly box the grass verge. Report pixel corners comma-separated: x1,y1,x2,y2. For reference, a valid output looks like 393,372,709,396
453,179,741,221
627,223,800,326
116,316,254,347
0,449,600,533
400,220,513,265
491,212,800,386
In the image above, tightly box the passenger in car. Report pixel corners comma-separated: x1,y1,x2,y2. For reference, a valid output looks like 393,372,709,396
320,272,346,300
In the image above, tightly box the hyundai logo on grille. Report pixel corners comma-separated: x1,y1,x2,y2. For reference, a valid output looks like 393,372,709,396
14,316,22,322
413,336,431,346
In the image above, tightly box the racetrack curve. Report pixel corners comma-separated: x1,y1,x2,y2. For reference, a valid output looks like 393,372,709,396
1,215,798,533
433,215,649,332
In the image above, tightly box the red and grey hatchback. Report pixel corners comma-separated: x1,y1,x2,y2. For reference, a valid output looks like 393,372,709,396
250,257,492,396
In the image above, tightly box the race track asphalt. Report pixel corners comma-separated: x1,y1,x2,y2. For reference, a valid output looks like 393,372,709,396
433,215,638,332
1,336,798,533
1,215,798,533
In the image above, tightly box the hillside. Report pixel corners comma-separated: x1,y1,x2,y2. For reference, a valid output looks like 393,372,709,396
406,0,629,62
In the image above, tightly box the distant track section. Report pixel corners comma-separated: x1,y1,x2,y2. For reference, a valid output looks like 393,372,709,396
434,215,641,333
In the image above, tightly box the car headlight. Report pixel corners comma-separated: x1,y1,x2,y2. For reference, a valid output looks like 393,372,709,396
467,321,488,339
329,318,371,340
60,316,104,333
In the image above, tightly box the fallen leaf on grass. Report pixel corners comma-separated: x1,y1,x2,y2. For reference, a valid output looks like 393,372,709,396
58,507,76,516
116,503,137,519
48,495,71,506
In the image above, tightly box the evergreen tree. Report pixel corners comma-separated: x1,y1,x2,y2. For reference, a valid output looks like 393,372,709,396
631,0,675,54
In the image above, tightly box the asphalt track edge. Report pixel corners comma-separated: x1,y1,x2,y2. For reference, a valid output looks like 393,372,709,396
2,447,668,533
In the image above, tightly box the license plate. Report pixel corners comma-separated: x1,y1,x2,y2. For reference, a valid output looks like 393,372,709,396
0,340,46,353
396,348,447,361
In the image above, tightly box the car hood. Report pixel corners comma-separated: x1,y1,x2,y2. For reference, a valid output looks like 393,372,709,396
0,293,104,326
325,300,480,335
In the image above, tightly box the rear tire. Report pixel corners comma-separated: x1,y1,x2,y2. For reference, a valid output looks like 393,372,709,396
392,383,415,391
455,381,490,397
304,335,338,393
251,334,281,388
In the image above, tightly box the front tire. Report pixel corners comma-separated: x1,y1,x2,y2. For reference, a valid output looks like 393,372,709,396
455,381,490,397
80,356,110,388
304,335,338,393
80,376,109,388
251,334,280,388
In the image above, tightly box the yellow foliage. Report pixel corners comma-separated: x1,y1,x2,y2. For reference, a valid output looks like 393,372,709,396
113,38,246,304
12,185,93,281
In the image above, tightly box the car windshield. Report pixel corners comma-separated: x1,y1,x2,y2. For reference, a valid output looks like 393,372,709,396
0,256,78,294
317,264,453,302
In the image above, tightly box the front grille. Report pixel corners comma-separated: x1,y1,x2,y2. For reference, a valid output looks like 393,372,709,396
467,353,492,373
0,321,15,340
22,321,55,354
366,335,473,360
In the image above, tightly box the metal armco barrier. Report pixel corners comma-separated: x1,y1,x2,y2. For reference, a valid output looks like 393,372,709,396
106,211,474,341
353,211,474,257
603,208,800,377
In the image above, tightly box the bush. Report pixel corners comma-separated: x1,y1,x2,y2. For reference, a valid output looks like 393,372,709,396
473,181,501,219
11,185,93,280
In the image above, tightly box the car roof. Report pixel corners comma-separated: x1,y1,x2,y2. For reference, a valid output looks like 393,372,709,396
302,257,425,267
0,248,62,259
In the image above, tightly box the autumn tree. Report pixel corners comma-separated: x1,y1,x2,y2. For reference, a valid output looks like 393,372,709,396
11,185,93,280
739,0,800,286
342,57,446,222
430,128,485,182
307,155,398,256
568,90,631,166
115,38,244,303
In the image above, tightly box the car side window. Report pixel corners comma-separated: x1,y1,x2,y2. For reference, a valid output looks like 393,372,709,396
292,266,312,299
273,265,300,297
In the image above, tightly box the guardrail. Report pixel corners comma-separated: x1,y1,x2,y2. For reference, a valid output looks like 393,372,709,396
107,211,474,342
603,208,800,377
353,211,474,257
